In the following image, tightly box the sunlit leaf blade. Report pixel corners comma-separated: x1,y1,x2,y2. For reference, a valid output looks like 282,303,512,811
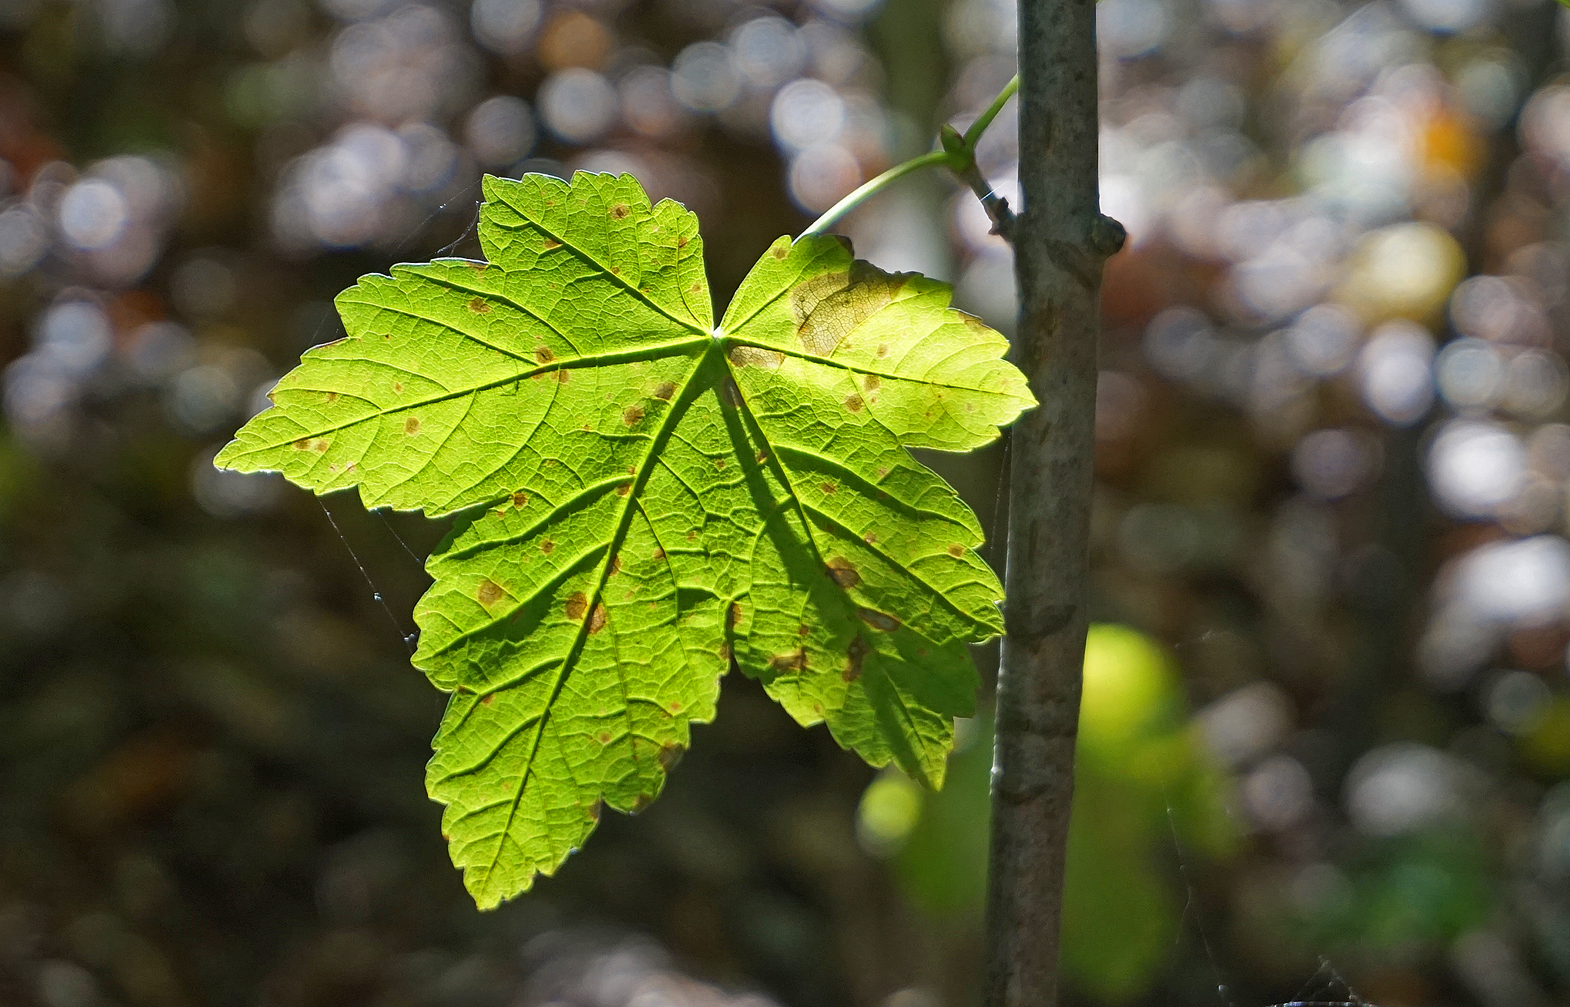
215,171,1034,908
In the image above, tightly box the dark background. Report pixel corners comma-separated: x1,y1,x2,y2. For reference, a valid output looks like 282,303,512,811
0,0,1568,1004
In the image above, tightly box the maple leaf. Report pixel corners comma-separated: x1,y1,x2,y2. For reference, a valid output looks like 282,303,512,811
217,172,1034,907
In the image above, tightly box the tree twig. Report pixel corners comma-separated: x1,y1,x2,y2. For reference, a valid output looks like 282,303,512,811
983,1,1124,1005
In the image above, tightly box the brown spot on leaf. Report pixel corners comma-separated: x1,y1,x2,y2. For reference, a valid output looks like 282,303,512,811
826,558,860,587
653,547,666,560
468,297,490,313
393,382,403,393
658,744,685,770
756,450,768,462
654,381,675,400
820,482,837,495
565,592,588,621
677,235,688,248
864,374,880,392
844,394,863,412
293,438,310,450
772,244,789,260
798,624,810,636
543,238,561,250
727,602,742,628
587,801,601,821
845,636,869,681
864,532,877,544
512,492,529,507
791,262,901,355
610,266,621,276
466,262,488,274
858,608,900,631
616,483,630,497
948,543,966,557
632,794,653,813
877,344,889,358
535,345,555,363
689,282,702,294
312,439,329,452
728,345,783,369
623,405,644,426
557,369,570,384
404,416,420,435
770,649,806,671
325,391,338,402
588,603,607,633
478,579,505,605
714,458,726,469
610,203,630,219
598,731,612,744
609,555,622,575
480,693,495,706
669,700,682,712
541,539,555,553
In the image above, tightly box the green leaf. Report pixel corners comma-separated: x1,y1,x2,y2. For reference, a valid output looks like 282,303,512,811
216,172,1033,908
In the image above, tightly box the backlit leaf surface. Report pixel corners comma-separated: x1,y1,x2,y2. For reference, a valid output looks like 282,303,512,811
216,172,1033,907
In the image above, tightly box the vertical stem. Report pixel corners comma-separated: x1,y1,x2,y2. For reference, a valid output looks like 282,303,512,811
983,0,1122,1004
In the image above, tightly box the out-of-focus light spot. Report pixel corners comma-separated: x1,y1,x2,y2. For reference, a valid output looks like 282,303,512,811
1197,681,1293,767
1338,222,1466,324
856,770,921,857
954,250,1016,333
330,6,475,124
281,123,408,247
1485,670,1551,734
1358,320,1435,426
3,355,75,434
0,206,48,276
1456,54,1523,130
1175,76,1245,132
398,122,460,193
99,0,173,54
1450,274,1544,344
171,256,238,321
36,300,111,377
58,179,128,251
1098,0,1167,57
1453,535,1570,624
1243,755,1314,831
1285,303,1360,377
1502,350,1567,418
1095,371,1145,443
808,0,886,22
469,0,540,55
465,95,536,168
244,0,311,58
1526,424,1570,480
1496,472,1560,536
166,364,241,435
671,41,740,113
1292,428,1377,499
538,69,617,144
731,16,806,89
1166,185,1231,259
1417,611,1495,690
1427,419,1525,518
801,19,872,86
191,446,282,518
770,78,846,152
1520,85,1570,170
620,66,683,138
1144,306,1217,384
536,9,611,71
787,143,860,213
1346,743,1467,836
1397,0,1489,34
1098,173,1150,247
121,322,196,385
1436,338,1504,411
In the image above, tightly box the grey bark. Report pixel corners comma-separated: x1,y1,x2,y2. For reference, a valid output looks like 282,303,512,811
983,0,1123,1003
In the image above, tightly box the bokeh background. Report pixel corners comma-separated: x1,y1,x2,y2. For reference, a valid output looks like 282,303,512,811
1,0,1569,1004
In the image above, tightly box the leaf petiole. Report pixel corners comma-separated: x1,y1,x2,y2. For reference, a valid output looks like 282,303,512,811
800,74,1020,240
